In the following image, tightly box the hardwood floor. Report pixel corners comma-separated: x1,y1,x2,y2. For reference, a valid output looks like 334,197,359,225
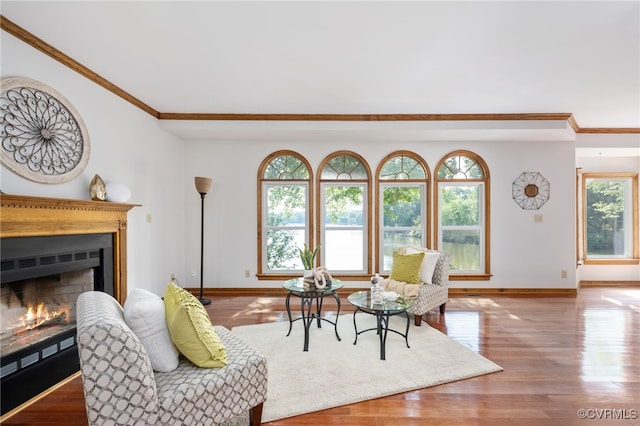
3,287,638,426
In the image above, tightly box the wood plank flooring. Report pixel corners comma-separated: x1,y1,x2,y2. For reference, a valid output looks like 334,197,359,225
2,287,639,426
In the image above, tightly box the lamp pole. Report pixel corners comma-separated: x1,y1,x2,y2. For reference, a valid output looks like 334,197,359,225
195,177,212,305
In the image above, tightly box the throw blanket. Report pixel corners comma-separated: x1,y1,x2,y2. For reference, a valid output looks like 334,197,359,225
382,279,420,299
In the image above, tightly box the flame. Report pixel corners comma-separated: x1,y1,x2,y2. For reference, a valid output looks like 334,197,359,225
19,302,69,332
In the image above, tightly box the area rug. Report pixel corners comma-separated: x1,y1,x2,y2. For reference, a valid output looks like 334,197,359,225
231,314,502,422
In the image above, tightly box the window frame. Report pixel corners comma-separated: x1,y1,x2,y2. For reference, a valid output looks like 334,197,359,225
581,172,639,265
375,151,430,274
434,150,491,280
317,151,372,278
257,150,313,280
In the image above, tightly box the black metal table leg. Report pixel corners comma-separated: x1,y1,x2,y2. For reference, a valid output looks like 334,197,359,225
378,312,391,360
285,292,293,336
352,309,360,345
301,295,313,351
404,310,411,348
332,291,342,341
315,296,323,328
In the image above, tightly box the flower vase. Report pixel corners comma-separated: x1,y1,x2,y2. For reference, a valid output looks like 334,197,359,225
303,269,312,278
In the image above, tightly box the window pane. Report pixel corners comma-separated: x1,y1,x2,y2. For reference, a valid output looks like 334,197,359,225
383,186,421,227
442,230,480,271
321,155,367,180
585,178,632,258
380,156,426,180
263,155,309,179
266,229,304,270
265,184,307,271
323,184,365,271
324,229,364,270
382,230,423,270
437,155,483,179
324,186,364,225
266,186,306,226
440,186,480,226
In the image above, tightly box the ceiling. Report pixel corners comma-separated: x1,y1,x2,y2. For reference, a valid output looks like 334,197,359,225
1,1,639,136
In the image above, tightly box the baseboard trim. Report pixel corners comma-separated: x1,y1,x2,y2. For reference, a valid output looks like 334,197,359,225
448,288,578,296
579,280,640,287
187,287,581,297
186,287,370,297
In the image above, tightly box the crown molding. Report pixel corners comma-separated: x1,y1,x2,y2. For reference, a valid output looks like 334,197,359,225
157,112,573,122
3,15,639,134
0,15,159,118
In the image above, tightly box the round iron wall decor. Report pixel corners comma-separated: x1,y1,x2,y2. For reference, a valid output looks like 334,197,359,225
512,172,550,210
0,77,90,183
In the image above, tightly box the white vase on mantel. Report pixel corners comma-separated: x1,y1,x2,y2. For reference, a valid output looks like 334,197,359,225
105,181,131,203
303,269,312,279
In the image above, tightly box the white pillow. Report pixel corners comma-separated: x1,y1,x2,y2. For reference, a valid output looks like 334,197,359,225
405,247,440,285
124,288,180,372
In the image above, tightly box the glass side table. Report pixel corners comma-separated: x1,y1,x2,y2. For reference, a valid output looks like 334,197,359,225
347,290,413,360
282,278,343,351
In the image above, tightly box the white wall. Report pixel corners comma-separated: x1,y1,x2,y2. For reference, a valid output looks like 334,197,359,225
1,35,187,297
4,33,636,293
183,136,578,289
576,134,640,283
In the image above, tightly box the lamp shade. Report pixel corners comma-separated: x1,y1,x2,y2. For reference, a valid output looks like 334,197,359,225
194,177,212,194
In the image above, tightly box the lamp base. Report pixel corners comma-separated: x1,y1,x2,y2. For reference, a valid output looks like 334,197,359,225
199,297,211,305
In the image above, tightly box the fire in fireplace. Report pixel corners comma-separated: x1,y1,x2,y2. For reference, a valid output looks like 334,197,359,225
1,269,92,360
0,233,114,415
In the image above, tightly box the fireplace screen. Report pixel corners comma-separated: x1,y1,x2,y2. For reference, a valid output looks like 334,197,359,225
1,270,92,369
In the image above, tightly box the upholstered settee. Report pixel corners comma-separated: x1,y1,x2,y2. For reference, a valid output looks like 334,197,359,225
76,291,267,426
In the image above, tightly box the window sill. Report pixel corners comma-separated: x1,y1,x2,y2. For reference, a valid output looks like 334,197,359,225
450,274,492,281
583,259,639,266
257,273,373,281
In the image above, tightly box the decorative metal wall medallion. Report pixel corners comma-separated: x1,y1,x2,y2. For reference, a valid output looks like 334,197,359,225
0,77,91,183
512,172,550,210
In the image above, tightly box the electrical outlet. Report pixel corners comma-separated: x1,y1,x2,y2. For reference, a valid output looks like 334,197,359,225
245,269,251,278
146,213,152,223
561,270,567,279
191,270,196,277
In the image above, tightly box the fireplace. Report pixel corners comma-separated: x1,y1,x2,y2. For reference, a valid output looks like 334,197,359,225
1,233,115,414
0,194,136,416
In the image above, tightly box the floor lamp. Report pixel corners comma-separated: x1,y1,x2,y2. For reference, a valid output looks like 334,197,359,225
195,176,212,305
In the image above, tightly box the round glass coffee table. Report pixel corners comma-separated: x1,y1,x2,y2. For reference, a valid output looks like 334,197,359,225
282,278,343,351
347,290,413,360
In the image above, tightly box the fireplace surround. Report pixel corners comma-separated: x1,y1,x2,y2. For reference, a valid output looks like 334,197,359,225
0,194,136,416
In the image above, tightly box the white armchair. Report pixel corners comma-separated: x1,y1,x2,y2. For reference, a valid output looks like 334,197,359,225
386,247,449,326
407,249,449,325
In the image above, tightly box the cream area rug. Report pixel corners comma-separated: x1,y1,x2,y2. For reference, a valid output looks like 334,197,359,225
232,313,502,422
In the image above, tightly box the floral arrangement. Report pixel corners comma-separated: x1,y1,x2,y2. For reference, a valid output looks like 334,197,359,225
299,243,320,270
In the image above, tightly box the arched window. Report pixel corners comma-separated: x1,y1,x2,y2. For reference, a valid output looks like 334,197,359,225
435,150,491,279
317,151,372,277
376,151,430,272
257,151,312,277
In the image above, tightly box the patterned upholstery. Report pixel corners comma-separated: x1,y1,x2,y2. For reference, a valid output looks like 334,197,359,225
402,249,449,325
76,291,267,426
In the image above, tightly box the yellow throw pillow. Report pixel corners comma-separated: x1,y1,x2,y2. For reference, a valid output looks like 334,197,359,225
163,282,227,368
389,251,425,284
